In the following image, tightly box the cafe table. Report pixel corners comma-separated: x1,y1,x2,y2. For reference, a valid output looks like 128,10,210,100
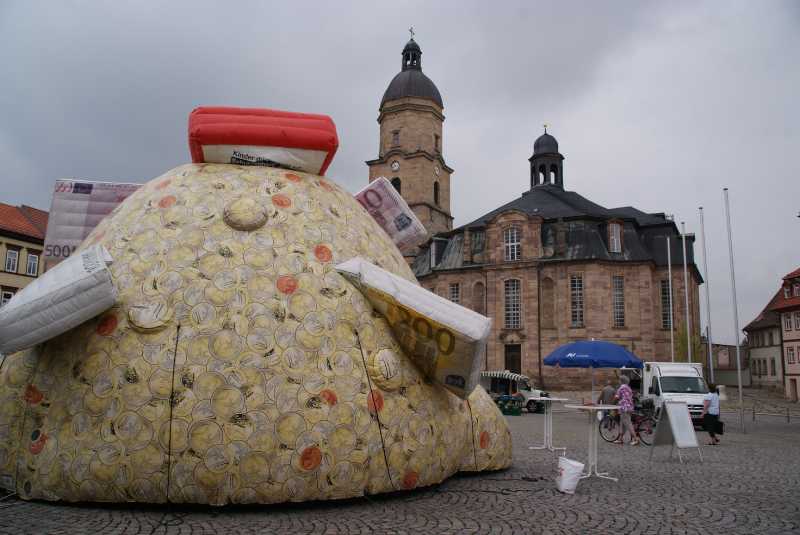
564,404,619,482
527,396,571,455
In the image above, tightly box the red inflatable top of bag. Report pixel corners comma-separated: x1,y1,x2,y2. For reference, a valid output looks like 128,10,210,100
188,106,339,176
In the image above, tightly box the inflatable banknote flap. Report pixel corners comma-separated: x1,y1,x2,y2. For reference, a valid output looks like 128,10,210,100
335,257,491,399
0,245,116,354
355,177,428,251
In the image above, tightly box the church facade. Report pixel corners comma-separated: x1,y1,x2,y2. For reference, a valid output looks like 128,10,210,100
368,38,703,388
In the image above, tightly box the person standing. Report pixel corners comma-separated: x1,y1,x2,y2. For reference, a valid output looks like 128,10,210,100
597,379,616,406
702,383,721,445
613,376,639,445
597,379,617,426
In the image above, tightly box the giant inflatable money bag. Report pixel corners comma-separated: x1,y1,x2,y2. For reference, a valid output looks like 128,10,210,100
0,109,511,506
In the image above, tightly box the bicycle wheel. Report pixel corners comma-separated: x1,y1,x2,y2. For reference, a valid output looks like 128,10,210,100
599,415,620,443
636,417,656,446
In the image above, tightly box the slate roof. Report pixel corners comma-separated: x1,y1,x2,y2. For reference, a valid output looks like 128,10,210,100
0,203,48,241
743,290,782,331
381,39,443,108
382,70,443,108
414,183,700,280
533,132,559,155
462,185,615,227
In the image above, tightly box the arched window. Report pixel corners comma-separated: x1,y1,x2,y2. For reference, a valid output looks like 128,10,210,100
541,277,555,328
503,226,521,261
504,279,521,329
391,177,401,194
473,281,486,315
539,165,547,184
550,164,558,184
433,181,440,205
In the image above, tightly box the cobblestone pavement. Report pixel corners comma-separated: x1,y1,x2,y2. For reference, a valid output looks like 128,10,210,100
0,409,798,534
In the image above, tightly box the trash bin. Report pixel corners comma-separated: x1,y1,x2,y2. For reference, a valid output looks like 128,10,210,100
555,457,584,494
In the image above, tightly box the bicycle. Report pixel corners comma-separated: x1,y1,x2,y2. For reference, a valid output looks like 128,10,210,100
598,409,656,446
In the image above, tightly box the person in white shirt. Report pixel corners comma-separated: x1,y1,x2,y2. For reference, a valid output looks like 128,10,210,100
701,383,721,445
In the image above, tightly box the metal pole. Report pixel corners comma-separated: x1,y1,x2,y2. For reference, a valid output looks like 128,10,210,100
723,188,745,432
666,236,675,363
681,222,692,363
699,207,715,383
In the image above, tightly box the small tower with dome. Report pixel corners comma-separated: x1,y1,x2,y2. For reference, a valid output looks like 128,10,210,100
529,126,565,188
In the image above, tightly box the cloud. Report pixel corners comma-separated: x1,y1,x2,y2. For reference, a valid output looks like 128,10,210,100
1,0,797,344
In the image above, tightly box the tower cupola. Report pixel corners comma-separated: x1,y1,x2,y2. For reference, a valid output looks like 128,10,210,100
529,126,565,188
402,39,422,71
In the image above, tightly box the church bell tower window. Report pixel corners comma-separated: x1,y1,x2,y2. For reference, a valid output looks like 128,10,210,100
391,177,401,194
434,181,440,206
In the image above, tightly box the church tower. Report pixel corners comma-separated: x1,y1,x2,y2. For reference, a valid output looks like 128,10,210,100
366,35,454,246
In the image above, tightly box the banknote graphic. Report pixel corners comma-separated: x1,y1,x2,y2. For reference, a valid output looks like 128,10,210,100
336,258,491,399
43,179,142,266
355,177,428,251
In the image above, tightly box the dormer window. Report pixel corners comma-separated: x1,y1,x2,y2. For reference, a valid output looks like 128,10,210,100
785,286,791,299
794,283,800,297
504,227,521,261
609,223,622,253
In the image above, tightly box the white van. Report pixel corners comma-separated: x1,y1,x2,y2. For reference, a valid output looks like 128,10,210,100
641,362,708,426
479,370,548,413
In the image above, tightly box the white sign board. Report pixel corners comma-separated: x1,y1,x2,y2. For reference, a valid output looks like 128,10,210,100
650,401,702,463
43,179,141,266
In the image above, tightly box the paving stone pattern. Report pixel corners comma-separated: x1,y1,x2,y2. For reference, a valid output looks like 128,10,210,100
0,409,798,534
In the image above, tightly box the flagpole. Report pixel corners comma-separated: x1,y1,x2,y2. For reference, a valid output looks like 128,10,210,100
681,222,692,363
666,235,675,363
723,188,745,432
699,207,715,383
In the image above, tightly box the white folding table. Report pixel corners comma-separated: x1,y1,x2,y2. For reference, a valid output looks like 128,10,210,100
564,404,619,482
527,396,570,454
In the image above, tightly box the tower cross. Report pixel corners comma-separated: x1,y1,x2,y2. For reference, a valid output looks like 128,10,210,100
409,26,415,40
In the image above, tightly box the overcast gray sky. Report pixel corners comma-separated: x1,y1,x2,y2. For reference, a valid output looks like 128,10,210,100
1,1,798,345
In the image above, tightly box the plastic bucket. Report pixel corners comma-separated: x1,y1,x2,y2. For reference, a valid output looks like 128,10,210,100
555,457,584,494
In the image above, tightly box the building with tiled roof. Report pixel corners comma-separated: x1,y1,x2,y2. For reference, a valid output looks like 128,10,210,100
743,290,783,389
0,203,49,307
770,267,800,400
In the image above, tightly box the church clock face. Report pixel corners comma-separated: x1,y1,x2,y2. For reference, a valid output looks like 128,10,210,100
390,160,400,172
434,165,440,176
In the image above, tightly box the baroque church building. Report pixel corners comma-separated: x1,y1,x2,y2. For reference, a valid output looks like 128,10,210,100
368,38,702,388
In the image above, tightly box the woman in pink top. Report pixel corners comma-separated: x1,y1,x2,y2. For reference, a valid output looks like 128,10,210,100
613,375,639,445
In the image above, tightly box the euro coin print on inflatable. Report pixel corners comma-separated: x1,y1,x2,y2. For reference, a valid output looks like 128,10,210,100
0,107,511,505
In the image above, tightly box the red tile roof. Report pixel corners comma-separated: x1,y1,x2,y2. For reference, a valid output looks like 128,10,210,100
770,269,800,312
0,203,48,240
783,267,800,281
19,205,49,235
